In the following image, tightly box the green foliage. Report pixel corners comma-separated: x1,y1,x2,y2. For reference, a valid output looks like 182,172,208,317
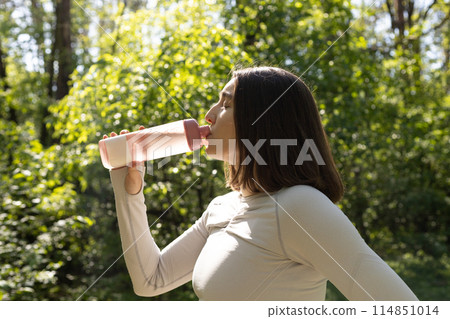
0,0,448,300
0,120,95,300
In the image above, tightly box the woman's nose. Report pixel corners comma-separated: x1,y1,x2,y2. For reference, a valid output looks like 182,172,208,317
205,108,215,124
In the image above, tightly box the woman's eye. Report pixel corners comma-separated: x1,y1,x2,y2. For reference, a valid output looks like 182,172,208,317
222,104,230,109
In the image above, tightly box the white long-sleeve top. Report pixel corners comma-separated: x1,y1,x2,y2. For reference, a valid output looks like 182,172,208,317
110,166,418,301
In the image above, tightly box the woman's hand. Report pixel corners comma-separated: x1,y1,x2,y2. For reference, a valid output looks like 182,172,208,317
103,126,146,195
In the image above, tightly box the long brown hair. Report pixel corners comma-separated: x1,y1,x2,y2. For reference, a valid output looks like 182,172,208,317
225,66,344,203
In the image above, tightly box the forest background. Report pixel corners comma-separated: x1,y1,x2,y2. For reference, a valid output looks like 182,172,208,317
0,0,448,300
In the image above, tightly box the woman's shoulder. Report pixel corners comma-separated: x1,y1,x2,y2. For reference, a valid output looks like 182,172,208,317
275,184,341,220
277,184,332,203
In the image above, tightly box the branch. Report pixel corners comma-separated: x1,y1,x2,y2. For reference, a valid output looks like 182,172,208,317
421,0,438,21
422,9,450,36
385,0,396,30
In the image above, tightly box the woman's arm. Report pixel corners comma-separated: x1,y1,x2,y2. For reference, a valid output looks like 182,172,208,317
110,166,209,297
277,185,418,301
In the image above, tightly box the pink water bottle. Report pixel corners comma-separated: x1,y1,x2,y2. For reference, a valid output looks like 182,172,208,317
99,119,211,169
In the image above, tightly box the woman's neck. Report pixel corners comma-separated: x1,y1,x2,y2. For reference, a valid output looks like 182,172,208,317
239,186,260,198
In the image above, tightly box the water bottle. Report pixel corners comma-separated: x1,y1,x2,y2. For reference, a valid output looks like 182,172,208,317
99,119,211,169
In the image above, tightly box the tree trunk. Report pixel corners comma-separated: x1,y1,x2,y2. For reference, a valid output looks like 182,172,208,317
0,39,9,89
0,38,16,167
394,0,405,46
40,0,72,146
30,0,46,64
0,38,17,124
55,0,73,100
39,24,56,146
31,0,53,146
46,38,56,99
406,0,414,29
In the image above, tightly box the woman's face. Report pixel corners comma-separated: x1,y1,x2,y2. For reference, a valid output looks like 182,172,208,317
204,79,237,163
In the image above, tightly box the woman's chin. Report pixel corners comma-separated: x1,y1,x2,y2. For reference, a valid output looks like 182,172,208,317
205,144,216,154
205,148,225,162
205,150,219,161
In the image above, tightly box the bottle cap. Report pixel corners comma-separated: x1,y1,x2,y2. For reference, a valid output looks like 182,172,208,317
184,119,210,151
199,125,211,138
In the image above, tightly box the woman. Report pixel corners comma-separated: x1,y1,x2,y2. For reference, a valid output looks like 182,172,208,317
103,67,418,300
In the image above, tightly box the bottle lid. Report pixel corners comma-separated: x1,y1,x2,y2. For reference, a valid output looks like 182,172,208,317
184,119,210,151
199,125,211,138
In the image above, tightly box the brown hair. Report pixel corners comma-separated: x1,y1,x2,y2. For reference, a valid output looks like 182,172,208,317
225,66,344,203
